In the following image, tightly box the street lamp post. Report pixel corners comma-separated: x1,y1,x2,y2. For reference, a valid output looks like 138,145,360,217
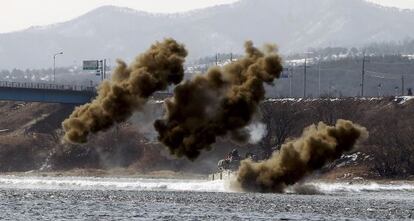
53,52,63,82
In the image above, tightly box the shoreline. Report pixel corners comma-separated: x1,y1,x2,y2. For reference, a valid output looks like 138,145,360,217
1,169,414,185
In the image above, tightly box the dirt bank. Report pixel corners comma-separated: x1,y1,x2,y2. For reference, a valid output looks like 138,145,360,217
0,97,413,179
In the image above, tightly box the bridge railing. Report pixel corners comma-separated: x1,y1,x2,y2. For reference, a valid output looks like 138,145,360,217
0,81,96,92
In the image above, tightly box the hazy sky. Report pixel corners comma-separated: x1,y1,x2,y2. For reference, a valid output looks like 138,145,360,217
0,0,413,33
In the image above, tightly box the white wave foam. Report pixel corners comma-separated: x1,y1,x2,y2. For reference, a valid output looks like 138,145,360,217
0,175,232,192
309,182,414,193
2,176,412,194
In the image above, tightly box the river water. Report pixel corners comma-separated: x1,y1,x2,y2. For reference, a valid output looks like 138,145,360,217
0,175,413,220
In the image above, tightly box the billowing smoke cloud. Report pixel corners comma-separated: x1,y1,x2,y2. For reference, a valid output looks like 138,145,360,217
235,119,368,193
63,38,187,143
154,41,283,160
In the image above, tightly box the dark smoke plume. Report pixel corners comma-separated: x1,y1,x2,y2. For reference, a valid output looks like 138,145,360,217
235,119,368,193
63,38,187,143
154,41,283,160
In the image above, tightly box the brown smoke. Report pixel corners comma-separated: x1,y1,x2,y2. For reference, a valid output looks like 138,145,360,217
63,38,188,143
236,119,368,193
154,41,283,160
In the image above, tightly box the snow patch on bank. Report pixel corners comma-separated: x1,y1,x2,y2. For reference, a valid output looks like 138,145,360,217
394,96,414,104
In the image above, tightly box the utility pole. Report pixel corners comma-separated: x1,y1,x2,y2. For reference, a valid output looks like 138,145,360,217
303,58,312,98
401,74,405,96
289,66,293,98
99,60,103,81
215,53,218,66
361,53,367,97
103,59,107,80
230,53,233,62
304,58,307,97
53,57,56,82
98,59,107,81
302,52,312,98
318,59,321,97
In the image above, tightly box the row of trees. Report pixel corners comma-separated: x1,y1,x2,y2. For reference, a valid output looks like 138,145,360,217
287,38,414,61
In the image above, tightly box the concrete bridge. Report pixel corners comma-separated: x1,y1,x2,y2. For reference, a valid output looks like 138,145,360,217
0,81,173,104
0,81,97,104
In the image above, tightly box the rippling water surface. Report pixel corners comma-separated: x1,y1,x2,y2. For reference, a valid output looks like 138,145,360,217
0,175,413,220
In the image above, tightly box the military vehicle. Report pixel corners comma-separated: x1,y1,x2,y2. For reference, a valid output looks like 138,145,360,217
208,149,258,181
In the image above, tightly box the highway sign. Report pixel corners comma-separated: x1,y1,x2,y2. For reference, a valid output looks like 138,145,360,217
83,60,99,70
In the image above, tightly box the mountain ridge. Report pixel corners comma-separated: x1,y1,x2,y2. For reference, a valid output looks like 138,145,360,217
1,0,414,69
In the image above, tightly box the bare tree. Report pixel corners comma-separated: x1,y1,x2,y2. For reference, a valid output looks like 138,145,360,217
363,107,414,178
259,100,305,158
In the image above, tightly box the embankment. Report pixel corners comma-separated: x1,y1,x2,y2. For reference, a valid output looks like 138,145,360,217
0,97,413,179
